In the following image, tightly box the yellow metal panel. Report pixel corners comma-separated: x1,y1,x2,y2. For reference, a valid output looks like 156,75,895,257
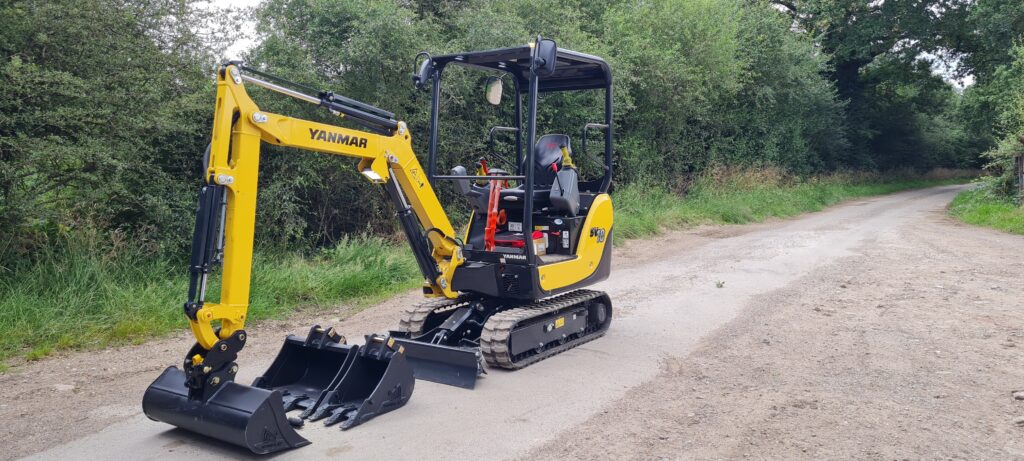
537,194,613,291
256,115,379,159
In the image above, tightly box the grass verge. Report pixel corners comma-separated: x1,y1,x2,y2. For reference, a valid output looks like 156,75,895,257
948,182,1024,235
0,237,420,364
615,168,973,239
0,168,974,366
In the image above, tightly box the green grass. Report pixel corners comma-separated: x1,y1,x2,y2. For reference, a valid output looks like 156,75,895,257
0,169,973,367
949,183,1024,234
614,170,971,239
0,237,420,364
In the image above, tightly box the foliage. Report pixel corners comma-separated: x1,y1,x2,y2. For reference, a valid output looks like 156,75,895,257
859,58,972,169
730,4,850,172
615,168,975,239
1,0,987,263
769,0,977,169
961,44,1024,195
0,233,420,363
957,0,1024,80
949,180,1024,234
0,0,226,268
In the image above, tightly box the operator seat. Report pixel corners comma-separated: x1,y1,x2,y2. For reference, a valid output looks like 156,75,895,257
452,134,580,215
526,134,569,189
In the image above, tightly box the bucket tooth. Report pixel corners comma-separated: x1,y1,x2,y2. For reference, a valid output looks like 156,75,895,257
305,334,415,430
143,366,310,455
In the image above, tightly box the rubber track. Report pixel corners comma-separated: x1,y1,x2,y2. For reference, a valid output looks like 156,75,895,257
395,296,470,336
480,289,609,370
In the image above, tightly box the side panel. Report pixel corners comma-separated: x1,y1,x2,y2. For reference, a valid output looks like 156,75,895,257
537,194,613,291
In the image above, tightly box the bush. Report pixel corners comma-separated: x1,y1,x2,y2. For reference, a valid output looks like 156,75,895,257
949,180,1024,234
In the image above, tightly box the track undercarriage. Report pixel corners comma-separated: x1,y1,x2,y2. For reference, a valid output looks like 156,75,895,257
392,289,612,387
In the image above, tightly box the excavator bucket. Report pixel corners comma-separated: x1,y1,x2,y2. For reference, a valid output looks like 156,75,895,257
251,329,415,430
305,335,415,429
143,366,310,455
252,325,357,413
143,328,415,454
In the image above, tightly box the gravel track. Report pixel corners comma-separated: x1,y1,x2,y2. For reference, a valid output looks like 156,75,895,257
7,185,1020,460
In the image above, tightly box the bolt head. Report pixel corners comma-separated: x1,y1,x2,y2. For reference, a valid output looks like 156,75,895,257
228,67,242,84
219,343,228,351
202,366,212,374
210,377,221,386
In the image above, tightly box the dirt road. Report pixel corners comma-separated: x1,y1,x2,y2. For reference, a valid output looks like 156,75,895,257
6,184,1024,460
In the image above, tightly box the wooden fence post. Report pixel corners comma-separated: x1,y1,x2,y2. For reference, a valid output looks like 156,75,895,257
1017,154,1023,204
1018,134,1024,205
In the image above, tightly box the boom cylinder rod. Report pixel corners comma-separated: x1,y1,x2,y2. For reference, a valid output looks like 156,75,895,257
239,73,398,133
240,74,321,105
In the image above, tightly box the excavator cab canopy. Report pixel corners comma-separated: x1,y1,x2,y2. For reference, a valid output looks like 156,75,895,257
427,45,612,92
416,39,614,271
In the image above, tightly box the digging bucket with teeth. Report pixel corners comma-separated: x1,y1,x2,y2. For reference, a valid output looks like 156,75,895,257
252,325,357,414
305,334,415,429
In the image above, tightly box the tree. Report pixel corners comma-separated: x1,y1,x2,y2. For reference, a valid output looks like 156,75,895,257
955,0,1024,81
769,0,974,168
0,0,226,265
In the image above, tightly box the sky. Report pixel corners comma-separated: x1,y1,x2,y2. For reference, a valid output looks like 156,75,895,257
202,0,261,59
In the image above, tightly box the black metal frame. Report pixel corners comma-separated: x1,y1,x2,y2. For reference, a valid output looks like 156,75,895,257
420,38,614,266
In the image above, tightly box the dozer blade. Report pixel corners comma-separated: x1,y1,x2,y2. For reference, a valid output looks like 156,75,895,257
306,335,415,429
143,366,310,455
391,338,482,389
252,325,357,414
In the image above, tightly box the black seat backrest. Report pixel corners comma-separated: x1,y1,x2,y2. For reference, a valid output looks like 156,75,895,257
524,134,570,188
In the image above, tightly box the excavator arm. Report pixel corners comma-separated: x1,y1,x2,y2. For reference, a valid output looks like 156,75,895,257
188,64,463,351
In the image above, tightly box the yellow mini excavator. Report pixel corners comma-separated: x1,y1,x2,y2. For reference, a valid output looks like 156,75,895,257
143,37,615,454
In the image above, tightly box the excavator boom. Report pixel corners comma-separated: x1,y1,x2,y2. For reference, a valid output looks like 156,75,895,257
192,64,463,350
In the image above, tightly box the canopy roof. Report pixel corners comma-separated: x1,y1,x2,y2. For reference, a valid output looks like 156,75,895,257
431,45,611,92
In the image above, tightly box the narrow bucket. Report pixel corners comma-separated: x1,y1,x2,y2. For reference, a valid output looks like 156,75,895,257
306,335,415,429
391,338,482,389
252,325,356,413
143,367,310,455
